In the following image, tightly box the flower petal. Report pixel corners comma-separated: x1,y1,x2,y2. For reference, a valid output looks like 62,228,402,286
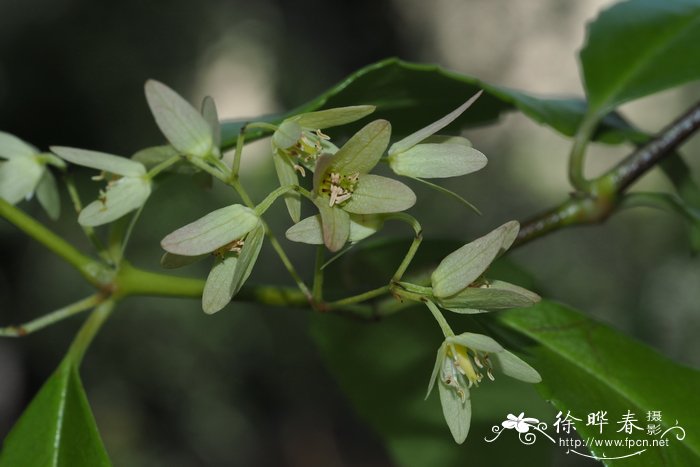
160,204,259,255
201,95,221,150
35,169,61,220
0,131,38,159
272,150,301,223
286,214,382,245
431,221,520,298
330,119,391,175
293,105,375,129
51,146,145,177
0,157,43,204
131,145,195,175
314,199,350,252
160,252,208,269
422,135,472,147
144,80,214,158
439,280,541,312
426,343,447,400
343,174,416,214
388,92,482,155
491,350,542,384
502,420,518,429
78,176,151,226
438,359,472,444
272,120,302,150
447,332,504,353
230,224,265,297
389,143,487,179
202,253,238,314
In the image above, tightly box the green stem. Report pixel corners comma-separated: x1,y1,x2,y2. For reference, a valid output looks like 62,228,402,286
387,213,423,282
255,185,299,215
0,295,103,337
116,262,205,298
328,285,390,308
424,299,454,338
146,155,181,179
66,301,114,366
63,174,111,263
568,115,597,192
312,246,325,303
0,199,107,286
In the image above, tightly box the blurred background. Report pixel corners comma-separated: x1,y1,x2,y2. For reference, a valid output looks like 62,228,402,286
1,0,699,465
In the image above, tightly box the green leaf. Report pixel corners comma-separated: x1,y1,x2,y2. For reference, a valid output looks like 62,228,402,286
201,96,221,149
389,143,487,179
271,151,301,223
230,224,265,297
499,300,700,465
438,280,540,313
581,0,700,115
0,358,111,467
51,147,145,177
221,59,645,149
343,174,416,214
160,204,259,256
144,80,214,158
293,105,376,129
78,177,151,227
389,91,481,155
314,198,350,252
0,157,43,204
272,120,302,150
0,131,37,159
202,253,238,314
431,221,519,298
36,169,61,220
324,119,391,175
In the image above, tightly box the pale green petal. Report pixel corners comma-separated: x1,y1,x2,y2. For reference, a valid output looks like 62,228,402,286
431,221,520,298
230,224,265,296
315,198,350,252
201,96,221,150
313,154,334,194
438,358,472,444
422,135,472,147
51,146,145,177
35,169,61,220
202,253,238,314
0,131,37,159
272,120,302,150
343,174,416,214
161,204,259,256
0,157,43,204
131,145,194,173
389,143,487,178
330,120,391,175
293,105,375,129
491,350,542,384
144,80,213,158
286,214,382,244
389,92,482,155
439,280,541,312
447,333,504,353
78,176,151,226
426,344,447,400
160,252,208,269
272,150,301,223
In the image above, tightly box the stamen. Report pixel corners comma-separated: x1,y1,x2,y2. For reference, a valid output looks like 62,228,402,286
487,368,495,381
293,164,306,177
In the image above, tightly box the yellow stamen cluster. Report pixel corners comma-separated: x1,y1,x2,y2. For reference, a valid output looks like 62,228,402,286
323,171,359,207
285,129,330,177
449,344,495,388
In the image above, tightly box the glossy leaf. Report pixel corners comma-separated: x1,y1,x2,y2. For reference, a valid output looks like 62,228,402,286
293,105,376,129
581,0,700,115
431,221,519,298
499,301,700,465
389,92,481,155
0,131,37,159
144,80,214,157
0,157,43,204
0,359,111,467
438,280,540,313
78,177,151,227
343,174,416,214
36,169,61,220
51,147,145,177
389,143,487,179
220,59,645,149
272,151,301,222
160,204,259,256
202,253,238,314
328,119,391,175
